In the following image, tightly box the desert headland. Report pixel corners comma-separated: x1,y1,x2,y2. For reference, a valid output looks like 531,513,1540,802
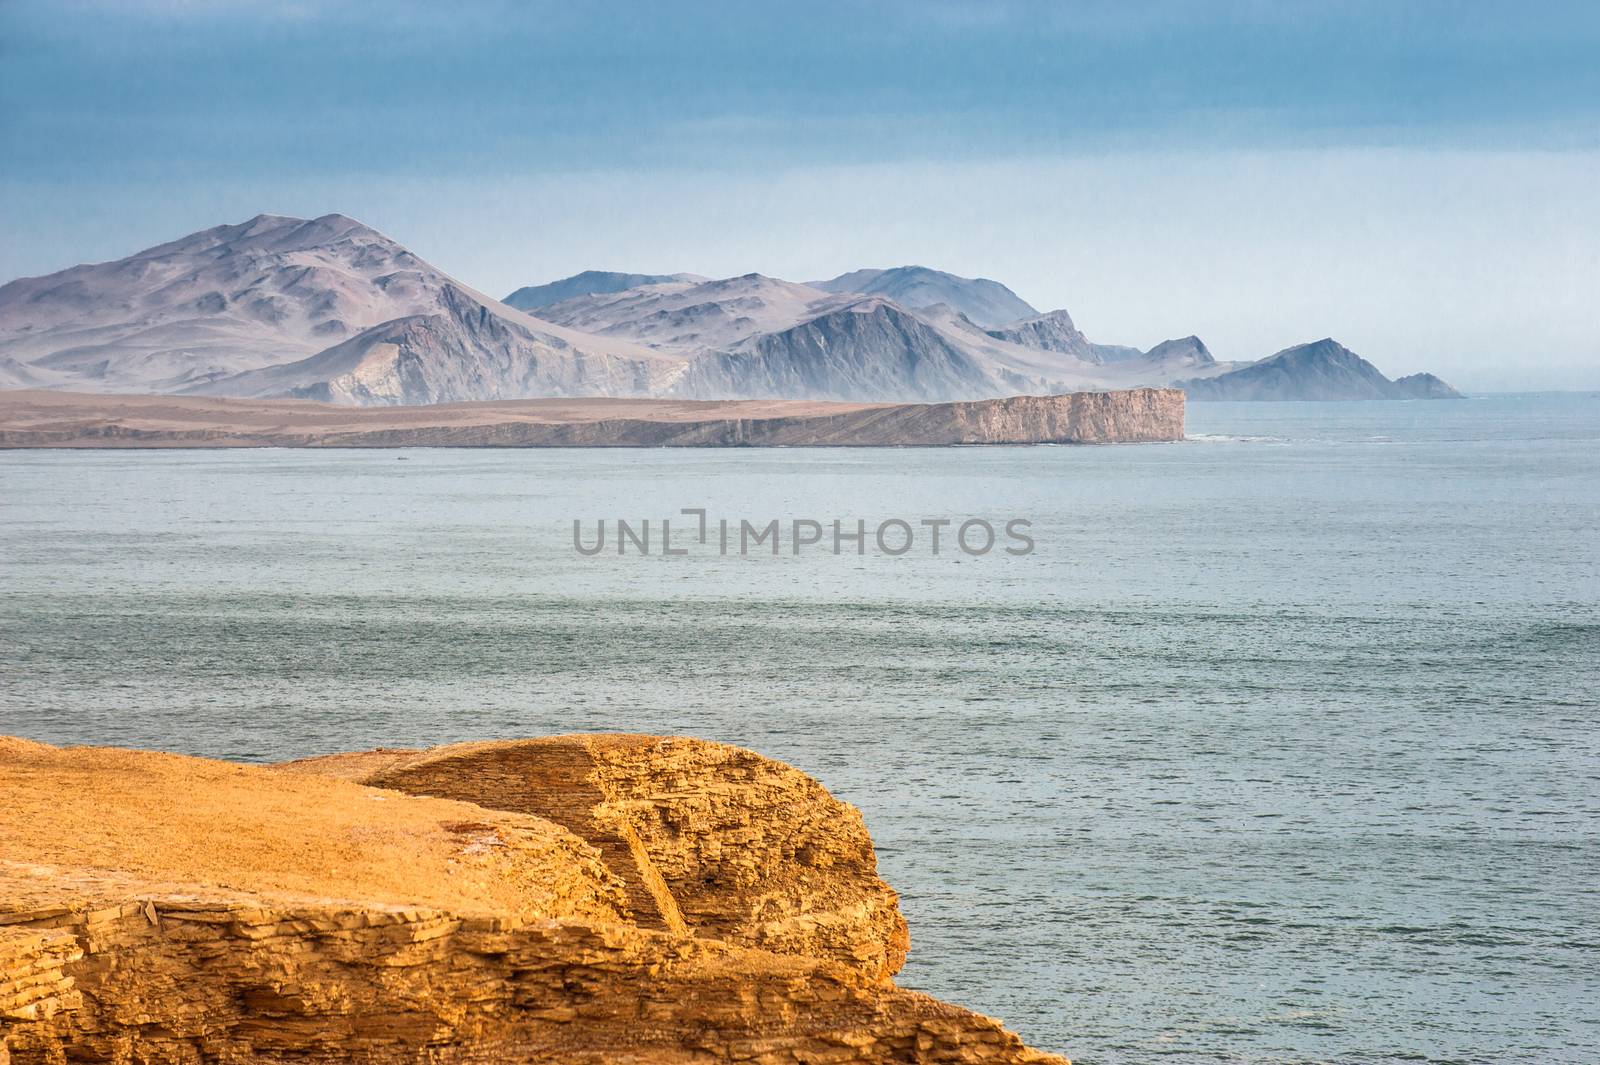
0,387,1183,448
0,733,1067,1064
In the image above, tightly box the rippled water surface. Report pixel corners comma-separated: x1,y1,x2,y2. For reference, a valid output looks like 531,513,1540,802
3,394,1598,1063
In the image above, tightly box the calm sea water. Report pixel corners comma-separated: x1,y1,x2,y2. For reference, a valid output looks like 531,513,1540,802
2,394,1597,1064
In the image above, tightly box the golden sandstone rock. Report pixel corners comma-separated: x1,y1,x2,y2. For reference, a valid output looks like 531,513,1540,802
0,734,1065,1064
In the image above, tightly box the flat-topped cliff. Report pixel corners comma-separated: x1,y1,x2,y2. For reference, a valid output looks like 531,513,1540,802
0,388,1181,448
0,733,1067,1064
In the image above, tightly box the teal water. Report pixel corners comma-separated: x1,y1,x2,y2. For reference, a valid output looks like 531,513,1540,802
2,393,1597,1063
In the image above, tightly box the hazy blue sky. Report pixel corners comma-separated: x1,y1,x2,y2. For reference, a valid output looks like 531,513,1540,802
3,0,1597,388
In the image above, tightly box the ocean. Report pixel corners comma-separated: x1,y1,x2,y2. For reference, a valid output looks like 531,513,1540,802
2,392,1597,1064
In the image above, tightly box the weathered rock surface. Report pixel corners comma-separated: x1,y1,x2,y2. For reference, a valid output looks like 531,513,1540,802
1,215,1459,405
672,298,1004,402
535,274,843,355
199,284,684,405
0,215,679,403
1138,336,1216,376
0,734,1067,1064
982,310,1101,362
809,268,1038,330
504,271,705,312
282,736,910,981
0,387,1184,448
538,281,1143,402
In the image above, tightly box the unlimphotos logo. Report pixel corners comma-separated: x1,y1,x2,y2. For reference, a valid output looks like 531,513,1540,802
573,508,1034,557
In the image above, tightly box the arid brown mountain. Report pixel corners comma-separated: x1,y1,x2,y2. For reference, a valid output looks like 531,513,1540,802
983,313,1217,376
1177,338,1462,401
983,308,1103,361
194,283,684,405
1392,372,1464,399
810,266,1039,328
0,357,43,390
536,276,1131,401
503,269,704,311
0,215,677,406
1141,335,1216,374
0,215,1459,406
0,214,469,391
536,273,850,353
671,297,1005,402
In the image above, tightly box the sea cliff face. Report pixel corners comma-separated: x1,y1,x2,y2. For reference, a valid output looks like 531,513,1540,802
0,388,1183,448
0,734,1067,1064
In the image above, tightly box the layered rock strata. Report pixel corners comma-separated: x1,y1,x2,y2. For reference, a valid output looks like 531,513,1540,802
0,734,1066,1064
0,388,1183,448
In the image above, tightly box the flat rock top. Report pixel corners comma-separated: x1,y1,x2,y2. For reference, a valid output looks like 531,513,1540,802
0,389,892,431
0,733,1065,1064
0,736,622,921
284,733,913,980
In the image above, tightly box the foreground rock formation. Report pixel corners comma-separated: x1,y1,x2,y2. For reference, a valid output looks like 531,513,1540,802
0,734,1066,1064
0,387,1183,448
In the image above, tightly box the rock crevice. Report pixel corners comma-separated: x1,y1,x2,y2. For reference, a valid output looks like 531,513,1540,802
1,734,1065,1064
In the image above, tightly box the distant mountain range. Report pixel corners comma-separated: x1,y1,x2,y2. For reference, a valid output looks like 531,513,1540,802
0,214,1461,406
1176,339,1460,401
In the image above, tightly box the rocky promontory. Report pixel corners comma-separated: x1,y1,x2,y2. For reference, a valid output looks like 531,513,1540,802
0,388,1183,448
0,734,1067,1064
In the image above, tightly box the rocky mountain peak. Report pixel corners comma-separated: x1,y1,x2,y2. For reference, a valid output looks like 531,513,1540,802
504,270,699,312
810,265,1038,329
1144,335,1215,366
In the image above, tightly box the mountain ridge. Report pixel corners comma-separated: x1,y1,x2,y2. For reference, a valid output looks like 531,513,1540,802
504,270,704,312
1177,339,1463,401
809,266,1039,329
0,213,473,391
673,296,1006,402
0,215,1462,405
195,283,685,405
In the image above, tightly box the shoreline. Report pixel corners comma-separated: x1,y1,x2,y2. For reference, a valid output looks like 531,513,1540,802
0,388,1184,448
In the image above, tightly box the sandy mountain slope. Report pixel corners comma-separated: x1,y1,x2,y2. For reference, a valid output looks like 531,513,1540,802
193,283,686,405
503,270,705,311
982,308,1105,361
1392,372,1464,398
0,214,478,391
536,273,858,352
810,266,1039,328
0,215,1459,405
668,297,1013,401
1176,338,1455,400
539,278,1129,400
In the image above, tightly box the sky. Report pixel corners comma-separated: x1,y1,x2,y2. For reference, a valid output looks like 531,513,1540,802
2,0,1597,389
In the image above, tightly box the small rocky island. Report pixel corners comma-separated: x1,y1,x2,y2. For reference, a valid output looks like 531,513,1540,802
0,734,1066,1063
0,388,1182,448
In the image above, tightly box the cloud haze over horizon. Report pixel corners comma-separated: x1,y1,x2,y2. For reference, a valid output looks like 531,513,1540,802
2,0,1597,389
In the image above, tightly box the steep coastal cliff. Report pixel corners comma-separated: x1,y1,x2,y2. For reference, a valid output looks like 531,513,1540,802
0,734,1066,1064
0,388,1183,447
